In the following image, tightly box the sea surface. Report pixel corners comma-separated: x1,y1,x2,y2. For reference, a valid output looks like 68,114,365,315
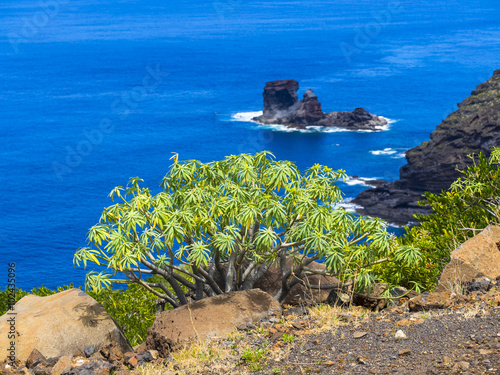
1,0,500,290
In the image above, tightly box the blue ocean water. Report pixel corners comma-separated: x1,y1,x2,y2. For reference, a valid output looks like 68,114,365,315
1,0,500,290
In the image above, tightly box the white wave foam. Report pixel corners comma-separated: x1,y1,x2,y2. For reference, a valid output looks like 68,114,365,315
334,198,363,213
231,112,394,133
370,147,407,158
345,176,379,187
370,148,398,156
232,111,262,122
392,152,406,159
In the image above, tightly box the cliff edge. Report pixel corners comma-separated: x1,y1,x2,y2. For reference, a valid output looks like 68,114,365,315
353,69,500,225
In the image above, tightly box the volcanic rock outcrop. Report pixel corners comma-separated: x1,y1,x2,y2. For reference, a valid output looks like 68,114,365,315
353,69,500,225
252,79,387,131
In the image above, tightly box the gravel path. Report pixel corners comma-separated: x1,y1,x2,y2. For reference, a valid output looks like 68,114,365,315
159,290,500,375
278,306,500,374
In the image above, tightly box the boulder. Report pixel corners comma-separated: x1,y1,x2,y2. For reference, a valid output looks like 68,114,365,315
146,289,281,357
435,225,500,293
408,291,456,311
252,80,387,131
254,259,341,305
0,289,132,363
354,69,500,225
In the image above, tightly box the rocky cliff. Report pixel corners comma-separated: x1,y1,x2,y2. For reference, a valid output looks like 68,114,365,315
252,79,387,131
353,69,500,225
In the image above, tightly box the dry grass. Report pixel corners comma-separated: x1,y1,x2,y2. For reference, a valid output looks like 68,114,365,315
131,303,373,375
132,338,236,374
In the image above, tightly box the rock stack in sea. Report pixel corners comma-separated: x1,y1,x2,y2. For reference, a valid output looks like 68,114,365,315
353,69,500,225
252,79,387,131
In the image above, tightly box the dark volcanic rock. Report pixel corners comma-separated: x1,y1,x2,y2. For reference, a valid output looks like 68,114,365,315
253,80,386,131
261,79,299,118
354,69,500,225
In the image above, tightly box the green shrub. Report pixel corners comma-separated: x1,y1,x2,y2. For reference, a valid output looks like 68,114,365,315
394,148,500,291
75,152,420,307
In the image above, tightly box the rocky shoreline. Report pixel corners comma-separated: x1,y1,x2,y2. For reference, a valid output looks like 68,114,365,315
252,79,387,131
353,69,500,225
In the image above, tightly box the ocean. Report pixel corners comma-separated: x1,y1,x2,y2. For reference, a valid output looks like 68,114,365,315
1,0,499,290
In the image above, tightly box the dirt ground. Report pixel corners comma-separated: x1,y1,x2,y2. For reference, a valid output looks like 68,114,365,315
154,288,500,375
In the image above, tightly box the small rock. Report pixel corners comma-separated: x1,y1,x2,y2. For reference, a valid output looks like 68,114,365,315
479,349,491,355
236,324,248,331
70,357,89,368
136,351,154,366
357,357,367,364
72,349,85,359
269,317,280,323
286,306,309,316
127,355,139,368
34,364,53,375
395,330,407,339
270,332,284,342
50,356,71,375
132,342,147,353
100,344,124,362
454,361,470,371
26,349,47,369
62,358,113,375
83,345,95,358
353,331,368,339
467,277,492,293
147,350,159,360
398,349,411,356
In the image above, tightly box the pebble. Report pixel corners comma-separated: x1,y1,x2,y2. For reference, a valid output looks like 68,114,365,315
353,331,368,339
398,349,411,356
357,357,368,364
395,330,407,339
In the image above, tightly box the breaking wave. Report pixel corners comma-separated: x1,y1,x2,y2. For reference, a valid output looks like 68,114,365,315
345,176,380,187
231,112,395,133
333,198,363,213
370,146,407,158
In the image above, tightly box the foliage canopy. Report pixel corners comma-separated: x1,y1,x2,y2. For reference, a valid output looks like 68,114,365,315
75,152,420,307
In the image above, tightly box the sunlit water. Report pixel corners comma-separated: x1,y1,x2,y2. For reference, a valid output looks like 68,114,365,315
1,0,499,289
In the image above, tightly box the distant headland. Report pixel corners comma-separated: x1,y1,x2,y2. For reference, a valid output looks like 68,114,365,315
252,79,387,131
353,69,500,225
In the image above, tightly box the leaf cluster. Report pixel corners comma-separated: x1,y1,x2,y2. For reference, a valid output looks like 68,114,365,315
396,148,500,290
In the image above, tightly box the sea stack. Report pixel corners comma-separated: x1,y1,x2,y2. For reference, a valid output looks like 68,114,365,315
252,79,387,131
353,69,500,225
